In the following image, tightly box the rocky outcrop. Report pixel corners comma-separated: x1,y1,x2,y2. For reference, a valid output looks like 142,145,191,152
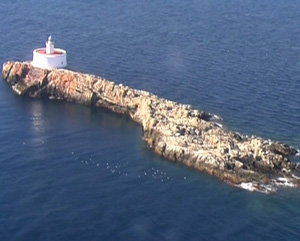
2,61,300,193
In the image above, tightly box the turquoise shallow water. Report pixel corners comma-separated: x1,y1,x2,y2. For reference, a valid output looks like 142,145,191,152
1,0,300,240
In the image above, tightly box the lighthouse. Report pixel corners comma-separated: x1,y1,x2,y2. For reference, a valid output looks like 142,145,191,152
32,36,67,69
46,36,54,54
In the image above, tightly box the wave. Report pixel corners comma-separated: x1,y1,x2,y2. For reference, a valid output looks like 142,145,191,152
237,177,297,194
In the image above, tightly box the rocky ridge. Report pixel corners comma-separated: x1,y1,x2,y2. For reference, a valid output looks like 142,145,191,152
2,61,300,193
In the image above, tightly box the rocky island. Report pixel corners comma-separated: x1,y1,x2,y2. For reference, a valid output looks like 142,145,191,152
2,61,300,193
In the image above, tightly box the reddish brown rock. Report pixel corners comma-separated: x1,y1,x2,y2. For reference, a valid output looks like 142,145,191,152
2,61,300,193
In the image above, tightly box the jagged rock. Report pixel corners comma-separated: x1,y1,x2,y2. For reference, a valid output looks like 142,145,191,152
2,61,300,193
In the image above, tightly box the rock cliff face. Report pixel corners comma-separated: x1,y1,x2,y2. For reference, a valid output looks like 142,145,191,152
2,61,300,193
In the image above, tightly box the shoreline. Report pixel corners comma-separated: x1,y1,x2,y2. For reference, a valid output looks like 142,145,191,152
2,61,300,193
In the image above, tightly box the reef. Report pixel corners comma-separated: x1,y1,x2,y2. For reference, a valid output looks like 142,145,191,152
2,61,300,193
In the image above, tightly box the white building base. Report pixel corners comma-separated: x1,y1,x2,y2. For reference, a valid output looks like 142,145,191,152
32,48,67,69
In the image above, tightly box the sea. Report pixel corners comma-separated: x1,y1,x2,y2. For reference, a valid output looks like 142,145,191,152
1,0,300,240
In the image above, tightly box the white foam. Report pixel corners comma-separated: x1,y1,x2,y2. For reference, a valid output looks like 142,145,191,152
291,173,300,180
238,182,276,194
274,177,296,187
215,122,223,128
12,85,22,95
260,184,276,193
239,182,256,192
239,177,297,193
212,114,222,120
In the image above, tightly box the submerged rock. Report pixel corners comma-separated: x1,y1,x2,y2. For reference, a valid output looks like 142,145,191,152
2,61,300,193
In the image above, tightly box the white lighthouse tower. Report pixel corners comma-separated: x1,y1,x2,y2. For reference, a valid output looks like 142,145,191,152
46,36,54,54
32,36,67,69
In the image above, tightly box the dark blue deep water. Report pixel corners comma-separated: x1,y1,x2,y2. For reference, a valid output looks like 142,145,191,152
1,0,300,240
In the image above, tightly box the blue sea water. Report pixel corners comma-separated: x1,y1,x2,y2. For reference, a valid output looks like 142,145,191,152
1,0,300,240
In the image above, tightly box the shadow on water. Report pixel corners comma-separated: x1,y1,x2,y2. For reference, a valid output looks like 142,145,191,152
11,94,140,131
